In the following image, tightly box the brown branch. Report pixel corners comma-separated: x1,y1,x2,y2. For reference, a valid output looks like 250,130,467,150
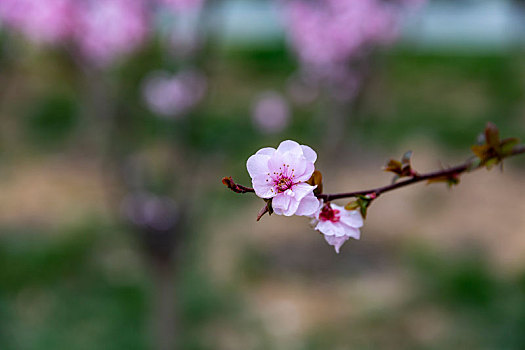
320,145,525,202
223,145,525,202
222,176,255,194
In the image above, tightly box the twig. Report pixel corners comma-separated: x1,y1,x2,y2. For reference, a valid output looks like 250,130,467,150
223,145,525,202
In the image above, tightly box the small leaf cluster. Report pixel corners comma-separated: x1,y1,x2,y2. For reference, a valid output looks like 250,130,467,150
471,122,520,170
384,150,417,183
426,173,460,188
345,193,376,219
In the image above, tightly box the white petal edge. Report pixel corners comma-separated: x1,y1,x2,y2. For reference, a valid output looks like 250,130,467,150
339,209,364,228
324,235,350,254
246,154,271,179
295,193,320,216
256,147,276,156
291,182,316,201
252,176,275,198
294,162,315,182
276,140,302,155
301,145,317,163
272,193,291,215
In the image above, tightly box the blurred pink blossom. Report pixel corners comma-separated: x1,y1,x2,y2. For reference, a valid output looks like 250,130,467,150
252,91,290,134
75,0,149,67
142,69,207,118
0,0,75,44
283,0,425,101
284,0,398,68
0,0,207,67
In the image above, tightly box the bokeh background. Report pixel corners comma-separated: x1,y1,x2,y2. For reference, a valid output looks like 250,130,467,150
1,0,525,349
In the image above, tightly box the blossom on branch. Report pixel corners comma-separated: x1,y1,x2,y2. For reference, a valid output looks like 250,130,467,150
224,124,525,254
246,140,319,216
312,202,363,253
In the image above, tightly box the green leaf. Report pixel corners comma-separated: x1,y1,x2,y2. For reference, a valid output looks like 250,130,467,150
500,137,520,155
384,159,402,174
402,150,413,165
345,201,360,210
427,174,460,188
391,174,400,184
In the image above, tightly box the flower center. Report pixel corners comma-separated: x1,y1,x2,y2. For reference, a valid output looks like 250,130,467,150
270,163,297,193
319,204,340,223
275,177,292,192
275,176,293,192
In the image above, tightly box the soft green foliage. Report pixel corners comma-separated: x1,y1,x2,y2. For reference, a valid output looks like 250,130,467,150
2,38,525,349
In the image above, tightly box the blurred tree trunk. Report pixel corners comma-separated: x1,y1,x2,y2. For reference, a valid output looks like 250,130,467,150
149,252,178,350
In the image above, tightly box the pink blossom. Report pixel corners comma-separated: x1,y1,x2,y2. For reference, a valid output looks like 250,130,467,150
284,0,397,68
75,0,149,67
0,0,75,44
283,0,425,101
252,91,290,134
246,140,319,216
313,202,363,253
0,0,151,66
142,69,207,118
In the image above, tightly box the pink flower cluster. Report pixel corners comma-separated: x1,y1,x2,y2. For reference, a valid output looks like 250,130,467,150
0,0,204,66
285,0,398,68
75,0,149,67
0,0,75,44
247,141,363,253
283,0,425,101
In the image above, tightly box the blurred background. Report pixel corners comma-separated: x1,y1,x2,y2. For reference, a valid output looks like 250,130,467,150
1,0,525,349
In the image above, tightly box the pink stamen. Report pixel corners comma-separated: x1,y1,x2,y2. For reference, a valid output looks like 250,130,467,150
319,204,340,223
273,163,296,192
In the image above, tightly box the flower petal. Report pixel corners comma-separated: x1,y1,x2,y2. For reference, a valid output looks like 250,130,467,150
315,220,340,236
301,145,317,163
315,219,354,237
252,175,275,198
291,182,316,201
339,208,364,228
340,226,361,240
294,192,320,216
276,140,302,154
294,162,314,182
246,154,271,179
324,234,350,254
268,151,306,178
256,147,275,156
272,192,300,216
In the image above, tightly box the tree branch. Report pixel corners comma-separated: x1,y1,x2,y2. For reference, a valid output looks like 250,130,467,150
222,176,255,194
223,145,525,202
